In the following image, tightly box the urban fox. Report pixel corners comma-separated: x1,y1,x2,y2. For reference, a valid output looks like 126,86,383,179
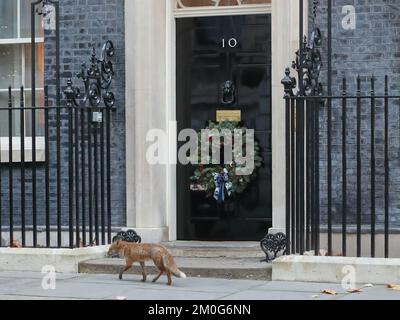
107,241,186,286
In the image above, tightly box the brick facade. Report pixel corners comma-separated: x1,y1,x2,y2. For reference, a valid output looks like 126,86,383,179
313,0,400,229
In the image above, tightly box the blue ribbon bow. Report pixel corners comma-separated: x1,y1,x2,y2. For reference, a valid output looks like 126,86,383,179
213,169,232,203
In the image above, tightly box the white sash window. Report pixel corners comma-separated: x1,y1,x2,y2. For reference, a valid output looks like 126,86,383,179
0,0,45,162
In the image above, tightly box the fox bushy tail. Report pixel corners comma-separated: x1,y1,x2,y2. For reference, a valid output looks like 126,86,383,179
163,255,187,279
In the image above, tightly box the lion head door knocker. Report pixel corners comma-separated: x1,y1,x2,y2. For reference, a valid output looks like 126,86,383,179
220,80,236,105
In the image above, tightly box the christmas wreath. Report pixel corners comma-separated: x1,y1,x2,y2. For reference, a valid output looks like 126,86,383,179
189,121,263,203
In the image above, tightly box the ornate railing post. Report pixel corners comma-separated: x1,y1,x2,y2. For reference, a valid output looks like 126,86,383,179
282,67,297,98
291,0,323,97
260,233,287,262
268,0,324,259
63,40,116,247
64,79,80,107
112,230,142,244
64,40,116,112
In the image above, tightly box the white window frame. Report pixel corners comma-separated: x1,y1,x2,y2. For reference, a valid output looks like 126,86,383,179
0,0,45,162
0,137,45,163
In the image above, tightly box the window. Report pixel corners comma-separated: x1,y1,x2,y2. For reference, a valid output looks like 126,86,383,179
0,0,45,138
176,0,271,8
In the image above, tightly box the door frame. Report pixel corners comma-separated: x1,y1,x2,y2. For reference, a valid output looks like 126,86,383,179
124,1,306,242
167,1,273,241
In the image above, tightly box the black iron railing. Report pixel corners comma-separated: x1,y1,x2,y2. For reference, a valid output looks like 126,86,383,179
0,37,116,248
284,74,397,258
0,85,114,249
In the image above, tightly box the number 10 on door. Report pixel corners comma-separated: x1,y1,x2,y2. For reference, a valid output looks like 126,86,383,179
222,38,238,48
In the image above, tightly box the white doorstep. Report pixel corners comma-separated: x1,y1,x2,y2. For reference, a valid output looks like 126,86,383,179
0,246,109,273
273,255,400,285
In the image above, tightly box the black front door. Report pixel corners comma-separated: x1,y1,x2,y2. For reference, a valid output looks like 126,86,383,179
176,14,272,241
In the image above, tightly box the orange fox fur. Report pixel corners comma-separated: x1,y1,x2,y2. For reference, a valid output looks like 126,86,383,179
107,241,186,286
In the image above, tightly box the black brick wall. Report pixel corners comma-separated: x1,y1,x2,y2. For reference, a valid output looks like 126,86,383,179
0,0,126,230
312,0,400,229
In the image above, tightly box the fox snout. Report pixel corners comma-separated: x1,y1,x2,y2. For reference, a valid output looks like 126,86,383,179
106,250,120,259
106,244,116,256
106,247,113,257
106,243,122,258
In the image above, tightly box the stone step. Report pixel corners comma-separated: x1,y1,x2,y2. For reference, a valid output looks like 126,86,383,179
79,256,272,281
162,242,265,259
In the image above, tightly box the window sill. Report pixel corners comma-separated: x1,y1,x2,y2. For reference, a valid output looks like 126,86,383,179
0,137,46,163
0,37,44,44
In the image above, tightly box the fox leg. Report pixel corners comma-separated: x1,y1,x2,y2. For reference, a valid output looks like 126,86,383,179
140,262,147,282
152,271,164,283
119,261,133,280
152,257,165,283
166,271,172,286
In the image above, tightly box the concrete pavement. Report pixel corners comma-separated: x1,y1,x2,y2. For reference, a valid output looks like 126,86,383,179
0,271,399,300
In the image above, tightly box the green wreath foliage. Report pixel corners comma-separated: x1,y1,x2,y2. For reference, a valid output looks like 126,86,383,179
189,121,263,198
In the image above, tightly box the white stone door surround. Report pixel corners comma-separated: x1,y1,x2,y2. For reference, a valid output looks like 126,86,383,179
124,0,306,242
